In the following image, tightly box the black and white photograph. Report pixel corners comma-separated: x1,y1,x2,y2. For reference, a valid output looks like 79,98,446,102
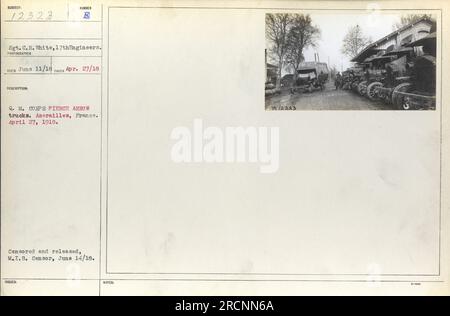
265,12,437,110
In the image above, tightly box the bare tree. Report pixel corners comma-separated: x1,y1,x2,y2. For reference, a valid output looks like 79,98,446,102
265,13,292,89
392,14,434,30
341,24,371,59
285,14,321,84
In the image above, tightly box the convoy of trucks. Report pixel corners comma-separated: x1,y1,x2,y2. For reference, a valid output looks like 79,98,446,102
340,19,436,110
266,17,436,110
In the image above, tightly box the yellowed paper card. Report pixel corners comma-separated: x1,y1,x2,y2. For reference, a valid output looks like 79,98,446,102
1,0,449,296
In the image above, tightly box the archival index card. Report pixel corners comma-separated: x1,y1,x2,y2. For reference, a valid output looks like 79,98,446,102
1,0,449,296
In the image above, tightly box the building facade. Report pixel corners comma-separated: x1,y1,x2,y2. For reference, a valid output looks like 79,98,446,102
352,17,435,63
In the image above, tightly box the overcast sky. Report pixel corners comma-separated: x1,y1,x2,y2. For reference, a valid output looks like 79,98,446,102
301,12,402,72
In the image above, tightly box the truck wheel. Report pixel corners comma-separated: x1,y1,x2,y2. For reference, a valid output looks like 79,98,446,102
392,83,412,110
358,81,367,96
366,82,382,100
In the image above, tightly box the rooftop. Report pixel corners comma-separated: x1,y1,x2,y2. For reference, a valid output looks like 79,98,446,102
351,17,434,63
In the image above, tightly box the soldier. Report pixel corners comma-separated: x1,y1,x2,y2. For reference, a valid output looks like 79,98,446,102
335,72,341,90
385,63,395,88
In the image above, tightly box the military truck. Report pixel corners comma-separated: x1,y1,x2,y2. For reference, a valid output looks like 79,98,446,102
290,62,329,94
390,32,436,110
